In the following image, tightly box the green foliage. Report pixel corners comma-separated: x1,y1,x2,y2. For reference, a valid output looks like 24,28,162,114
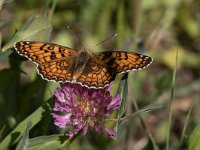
16,122,32,150
0,98,53,149
189,124,200,150
27,134,70,150
1,16,52,52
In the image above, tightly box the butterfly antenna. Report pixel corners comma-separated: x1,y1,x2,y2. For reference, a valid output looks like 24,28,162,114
94,33,117,47
67,26,86,50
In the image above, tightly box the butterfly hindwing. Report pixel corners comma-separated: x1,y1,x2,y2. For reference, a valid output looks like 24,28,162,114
14,41,78,65
94,51,153,73
75,59,115,88
37,59,74,82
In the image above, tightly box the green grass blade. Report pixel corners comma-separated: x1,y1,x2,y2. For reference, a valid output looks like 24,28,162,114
48,0,57,22
166,48,178,150
180,103,194,148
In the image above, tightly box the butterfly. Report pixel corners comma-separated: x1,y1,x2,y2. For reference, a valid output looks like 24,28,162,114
14,41,153,89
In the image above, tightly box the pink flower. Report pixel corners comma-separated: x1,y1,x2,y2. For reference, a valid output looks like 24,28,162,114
51,83,122,137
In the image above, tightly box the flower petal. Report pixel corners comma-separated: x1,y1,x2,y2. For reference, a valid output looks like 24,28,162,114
51,113,72,128
66,121,85,137
107,94,122,112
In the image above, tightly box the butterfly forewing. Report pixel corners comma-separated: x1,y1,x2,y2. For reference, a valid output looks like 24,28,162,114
15,41,78,83
94,51,153,73
15,41,78,64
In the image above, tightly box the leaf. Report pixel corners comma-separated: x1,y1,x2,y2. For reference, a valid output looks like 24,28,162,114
0,98,53,149
27,134,70,150
1,16,52,52
117,77,128,117
0,46,13,61
188,124,200,150
16,122,32,150
111,74,126,96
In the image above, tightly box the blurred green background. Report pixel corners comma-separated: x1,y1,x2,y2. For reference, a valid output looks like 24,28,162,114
0,0,200,149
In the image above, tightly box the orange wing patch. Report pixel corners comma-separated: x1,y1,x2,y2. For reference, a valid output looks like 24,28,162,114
37,60,73,82
94,51,153,73
14,41,77,64
75,60,115,88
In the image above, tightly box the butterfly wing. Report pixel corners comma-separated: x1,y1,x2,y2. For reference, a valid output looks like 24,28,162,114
14,41,77,65
37,59,77,82
94,51,153,73
14,41,78,82
75,58,115,88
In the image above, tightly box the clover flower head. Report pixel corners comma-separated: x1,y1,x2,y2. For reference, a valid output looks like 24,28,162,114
51,83,122,137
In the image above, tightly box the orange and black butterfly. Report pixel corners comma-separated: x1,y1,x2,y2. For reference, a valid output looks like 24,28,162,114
14,41,153,89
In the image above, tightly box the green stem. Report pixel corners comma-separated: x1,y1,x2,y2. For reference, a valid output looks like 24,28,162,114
48,0,57,22
166,48,178,150
179,103,194,149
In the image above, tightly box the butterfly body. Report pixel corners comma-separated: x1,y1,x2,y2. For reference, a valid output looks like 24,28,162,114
14,41,152,89
72,50,90,79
